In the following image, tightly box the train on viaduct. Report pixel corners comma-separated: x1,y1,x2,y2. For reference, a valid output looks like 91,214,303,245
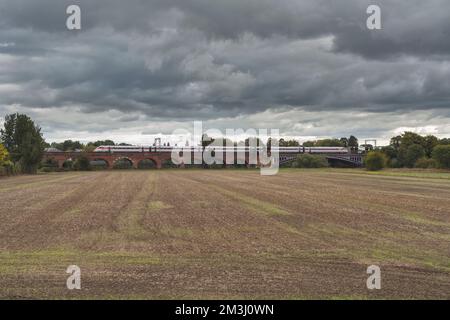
43,145,364,169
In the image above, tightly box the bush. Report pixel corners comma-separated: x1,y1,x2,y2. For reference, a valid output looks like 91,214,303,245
162,159,178,168
414,157,437,169
432,145,450,169
40,158,58,172
291,154,329,168
63,160,74,170
365,151,387,171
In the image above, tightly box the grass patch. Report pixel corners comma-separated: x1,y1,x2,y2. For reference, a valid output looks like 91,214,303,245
147,201,173,211
207,184,291,216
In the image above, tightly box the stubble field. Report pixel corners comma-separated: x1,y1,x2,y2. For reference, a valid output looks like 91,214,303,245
0,169,449,299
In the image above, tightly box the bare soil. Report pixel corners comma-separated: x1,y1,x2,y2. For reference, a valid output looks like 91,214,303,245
0,169,449,299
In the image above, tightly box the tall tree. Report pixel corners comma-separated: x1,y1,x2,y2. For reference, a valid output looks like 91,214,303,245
400,132,425,148
348,135,359,148
432,145,450,169
0,113,45,174
340,137,349,147
398,143,425,168
423,135,439,157
390,135,402,149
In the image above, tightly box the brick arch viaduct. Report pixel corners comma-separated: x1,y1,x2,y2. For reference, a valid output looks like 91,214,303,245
44,152,172,169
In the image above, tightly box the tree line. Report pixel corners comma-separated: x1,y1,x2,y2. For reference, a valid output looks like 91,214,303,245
1,113,450,175
366,132,450,170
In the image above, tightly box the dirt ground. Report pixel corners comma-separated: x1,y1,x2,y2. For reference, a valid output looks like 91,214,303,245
0,169,449,299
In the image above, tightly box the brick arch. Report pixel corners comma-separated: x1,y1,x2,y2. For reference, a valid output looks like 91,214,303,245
92,158,110,169
137,158,158,169
113,157,134,169
43,152,173,170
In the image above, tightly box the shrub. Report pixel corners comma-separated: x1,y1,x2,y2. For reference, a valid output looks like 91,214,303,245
63,160,74,170
414,157,437,169
432,145,450,169
291,154,329,168
162,159,178,168
0,143,14,176
40,158,58,172
0,143,9,165
1,161,19,176
365,151,387,171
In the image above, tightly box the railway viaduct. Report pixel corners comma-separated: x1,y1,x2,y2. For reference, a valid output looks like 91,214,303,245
43,151,171,169
43,150,269,169
44,150,364,169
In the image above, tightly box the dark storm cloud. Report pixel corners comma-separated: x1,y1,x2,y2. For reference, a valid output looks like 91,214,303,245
3,0,450,57
0,0,450,139
175,0,450,59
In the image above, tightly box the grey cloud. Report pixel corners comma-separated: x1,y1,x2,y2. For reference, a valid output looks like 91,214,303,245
0,0,449,141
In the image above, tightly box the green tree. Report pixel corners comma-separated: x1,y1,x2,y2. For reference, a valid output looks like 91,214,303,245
0,143,10,166
414,157,437,169
279,139,300,147
86,140,115,148
399,144,425,168
73,154,92,171
432,145,450,169
365,151,387,171
83,144,97,152
400,132,425,148
380,145,397,161
0,143,13,175
1,113,45,174
291,154,329,168
315,139,344,147
340,137,349,147
348,135,359,148
423,135,439,157
51,140,84,151
303,139,344,147
390,135,402,149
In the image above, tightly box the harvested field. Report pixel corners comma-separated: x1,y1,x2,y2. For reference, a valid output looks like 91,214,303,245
0,169,449,299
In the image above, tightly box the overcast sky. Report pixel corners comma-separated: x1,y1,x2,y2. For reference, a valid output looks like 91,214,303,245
1,0,450,145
